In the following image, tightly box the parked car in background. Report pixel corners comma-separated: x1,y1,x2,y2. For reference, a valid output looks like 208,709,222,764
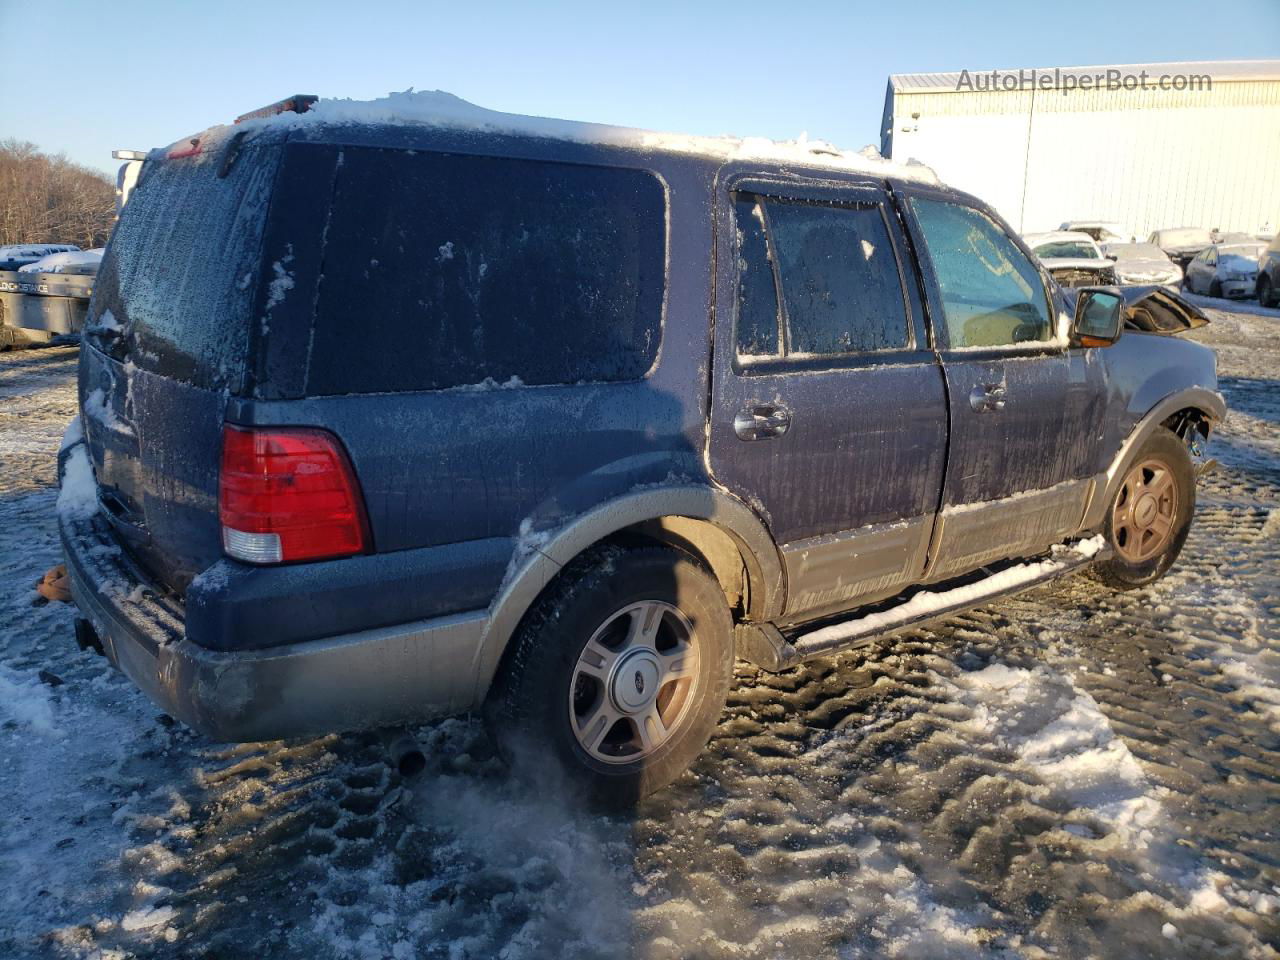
1060,221,1133,244
0,243,81,271
1101,242,1182,291
1184,242,1266,299
60,93,1225,803
1024,231,1118,287
16,249,103,276
1256,234,1280,307
1149,228,1213,271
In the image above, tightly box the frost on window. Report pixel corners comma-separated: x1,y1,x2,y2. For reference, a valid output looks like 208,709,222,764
733,198,781,357
307,149,666,393
909,198,1052,349
91,144,282,390
763,199,909,355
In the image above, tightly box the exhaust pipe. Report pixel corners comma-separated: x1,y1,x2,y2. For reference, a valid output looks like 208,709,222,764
379,728,427,778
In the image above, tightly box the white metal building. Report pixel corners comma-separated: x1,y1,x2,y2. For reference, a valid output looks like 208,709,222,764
881,60,1280,238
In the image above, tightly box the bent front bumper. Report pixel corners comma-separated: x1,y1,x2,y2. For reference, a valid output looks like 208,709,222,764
60,501,487,742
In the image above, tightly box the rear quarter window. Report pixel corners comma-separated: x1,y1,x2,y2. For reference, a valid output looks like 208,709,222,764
306,148,667,394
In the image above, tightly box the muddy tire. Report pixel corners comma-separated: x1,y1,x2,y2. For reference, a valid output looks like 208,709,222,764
1094,427,1195,589
484,543,733,806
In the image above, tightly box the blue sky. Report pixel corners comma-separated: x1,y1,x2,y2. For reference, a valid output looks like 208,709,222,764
2,0,1277,175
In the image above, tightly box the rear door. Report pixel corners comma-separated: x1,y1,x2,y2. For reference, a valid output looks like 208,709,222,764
80,139,283,593
897,186,1105,580
708,170,948,620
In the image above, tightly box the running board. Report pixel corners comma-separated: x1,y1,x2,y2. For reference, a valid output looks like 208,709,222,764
737,536,1110,672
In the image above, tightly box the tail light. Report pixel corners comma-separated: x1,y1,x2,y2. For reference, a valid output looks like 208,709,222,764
219,425,370,565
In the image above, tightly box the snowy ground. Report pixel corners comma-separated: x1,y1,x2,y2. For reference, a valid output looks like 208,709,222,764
1,301,1278,960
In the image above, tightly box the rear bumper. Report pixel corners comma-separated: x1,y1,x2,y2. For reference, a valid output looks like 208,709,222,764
60,499,487,742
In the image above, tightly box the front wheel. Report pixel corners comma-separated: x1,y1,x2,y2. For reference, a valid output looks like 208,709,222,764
1209,279,1223,299
485,543,734,805
1094,427,1195,589
1258,275,1275,307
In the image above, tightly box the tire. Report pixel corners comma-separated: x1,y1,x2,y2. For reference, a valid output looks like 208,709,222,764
485,543,734,806
1209,279,1223,299
1259,275,1275,308
1094,427,1195,590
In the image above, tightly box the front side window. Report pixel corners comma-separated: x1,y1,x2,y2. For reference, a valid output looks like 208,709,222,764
910,197,1053,349
732,193,910,359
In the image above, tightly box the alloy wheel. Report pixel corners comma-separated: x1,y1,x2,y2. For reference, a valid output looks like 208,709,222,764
568,600,700,764
1112,457,1179,563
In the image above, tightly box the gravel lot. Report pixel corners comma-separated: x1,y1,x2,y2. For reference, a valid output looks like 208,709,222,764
1,301,1277,960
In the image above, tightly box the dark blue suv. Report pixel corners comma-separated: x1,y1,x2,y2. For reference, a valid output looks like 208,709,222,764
59,95,1225,802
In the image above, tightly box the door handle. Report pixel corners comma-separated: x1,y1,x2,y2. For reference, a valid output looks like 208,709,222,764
734,404,792,440
969,383,1007,412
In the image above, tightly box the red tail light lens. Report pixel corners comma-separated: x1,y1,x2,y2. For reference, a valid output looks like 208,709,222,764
219,425,369,565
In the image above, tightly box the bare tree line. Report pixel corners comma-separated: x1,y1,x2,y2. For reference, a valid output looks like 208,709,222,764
0,139,116,249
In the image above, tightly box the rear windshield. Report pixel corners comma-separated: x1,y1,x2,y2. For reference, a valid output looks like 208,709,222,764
91,142,281,390
1105,243,1164,259
1155,229,1211,248
304,147,666,394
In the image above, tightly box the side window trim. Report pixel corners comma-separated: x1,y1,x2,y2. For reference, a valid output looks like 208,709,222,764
727,178,921,370
894,184,1059,355
756,197,791,356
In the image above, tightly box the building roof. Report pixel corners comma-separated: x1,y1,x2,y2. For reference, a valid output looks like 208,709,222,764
889,59,1280,93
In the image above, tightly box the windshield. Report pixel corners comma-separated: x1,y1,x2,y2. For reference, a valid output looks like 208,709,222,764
1220,244,1263,261
1034,241,1100,260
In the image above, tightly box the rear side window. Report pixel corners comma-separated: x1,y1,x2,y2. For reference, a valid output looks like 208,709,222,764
732,193,910,359
306,148,666,394
909,197,1053,349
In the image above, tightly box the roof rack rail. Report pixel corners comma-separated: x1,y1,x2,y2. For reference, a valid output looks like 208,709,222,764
234,95,318,125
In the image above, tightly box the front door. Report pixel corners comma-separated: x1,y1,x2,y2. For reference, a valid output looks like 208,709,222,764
707,169,948,620
898,187,1105,579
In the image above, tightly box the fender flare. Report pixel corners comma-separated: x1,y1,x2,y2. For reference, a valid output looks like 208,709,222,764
1082,386,1226,530
469,485,784,702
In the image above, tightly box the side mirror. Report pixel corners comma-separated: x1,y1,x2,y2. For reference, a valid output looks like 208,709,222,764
1073,288,1124,347
1105,253,1118,260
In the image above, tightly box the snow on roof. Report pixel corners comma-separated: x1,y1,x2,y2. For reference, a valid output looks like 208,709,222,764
890,59,1280,93
232,89,939,184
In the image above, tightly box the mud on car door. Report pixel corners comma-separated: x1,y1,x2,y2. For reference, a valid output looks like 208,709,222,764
707,170,948,621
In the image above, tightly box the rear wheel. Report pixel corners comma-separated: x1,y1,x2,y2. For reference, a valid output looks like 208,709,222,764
485,544,733,805
1094,428,1195,589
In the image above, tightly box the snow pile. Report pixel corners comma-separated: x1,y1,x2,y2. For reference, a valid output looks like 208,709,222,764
234,89,939,184
17,248,103,275
86,308,124,335
83,387,133,438
0,665,57,734
56,443,98,521
58,414,83,453
944,663,1164,848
